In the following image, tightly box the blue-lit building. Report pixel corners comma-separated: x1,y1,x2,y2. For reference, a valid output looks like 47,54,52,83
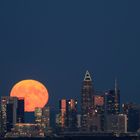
104,86,120,115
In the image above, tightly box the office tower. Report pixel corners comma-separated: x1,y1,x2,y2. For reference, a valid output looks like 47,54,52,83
17,98,24,123
106,114,127,133
35,106,50,130
93,95,105,131
125,104,140,132
1,96,18,136
93,95,104,114
67,99,78,131
104,80,120,115
42,106,50,129
105,90,116,115
81,70,94,131
35,107,43,124
59,99,67,129
56,99,78,131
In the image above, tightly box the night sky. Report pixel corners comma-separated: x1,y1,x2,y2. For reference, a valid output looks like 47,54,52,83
0,0,140,110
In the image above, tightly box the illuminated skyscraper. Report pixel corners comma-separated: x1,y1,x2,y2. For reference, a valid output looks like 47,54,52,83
67,99,78,131
35,107,43,124
81,70,94,131
106,114,127,133
93,95,105,131
56,99,78,131
1,96,18,136
59,99,67,129
104,80,120,115
42,106,50,129
35,106,50,130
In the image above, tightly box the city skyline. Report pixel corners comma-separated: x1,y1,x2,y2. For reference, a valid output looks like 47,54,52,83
1,0,140,139
0,70,139,138
0,0,140,108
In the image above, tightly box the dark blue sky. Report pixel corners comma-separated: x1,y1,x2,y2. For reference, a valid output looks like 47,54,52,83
0,0,140,109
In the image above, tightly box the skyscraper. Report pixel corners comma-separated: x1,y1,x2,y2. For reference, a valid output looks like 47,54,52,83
67,99,78,131
93,95,105,131
17,98,24,123
59,99,67,129
104,80,120,115
81,70,94,131
106,114,127,133
35,106,50,130
1,97,18,136
123,103,140,132
35,107,43,124
56,99,78,131
42,106,50,129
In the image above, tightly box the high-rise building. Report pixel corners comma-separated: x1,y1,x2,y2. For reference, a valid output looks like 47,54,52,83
35,106,50,130
93,95,104,114
42,106,50,129
106,114,127,133
93,95,105,131
35,107,43,124
17,98,24,123
67,99,78,131
81,70,94,131
104,80,120,115
59,99,67,129
56,99,78,131
1,96,18,136
123,103,140,132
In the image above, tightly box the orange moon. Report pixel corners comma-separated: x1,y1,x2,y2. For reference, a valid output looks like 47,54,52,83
10,80,49,112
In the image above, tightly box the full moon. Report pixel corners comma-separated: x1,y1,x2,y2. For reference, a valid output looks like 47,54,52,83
10,80,49,112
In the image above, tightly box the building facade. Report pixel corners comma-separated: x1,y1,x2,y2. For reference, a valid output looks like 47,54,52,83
67,99,78,131
106,114,127,133
81,71,94,131
1,97,18,136
56,99,78,131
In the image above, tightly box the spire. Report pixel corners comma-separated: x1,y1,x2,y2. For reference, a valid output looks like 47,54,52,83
84,70,92,81
115,78,119,94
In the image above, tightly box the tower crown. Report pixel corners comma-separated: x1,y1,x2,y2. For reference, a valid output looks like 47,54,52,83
84,70,92,81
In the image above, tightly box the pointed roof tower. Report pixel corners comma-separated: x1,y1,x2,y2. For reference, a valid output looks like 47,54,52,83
84,70,92,81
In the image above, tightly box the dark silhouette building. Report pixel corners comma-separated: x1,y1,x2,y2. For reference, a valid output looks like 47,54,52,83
17,98,24,123
123,103,140,132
